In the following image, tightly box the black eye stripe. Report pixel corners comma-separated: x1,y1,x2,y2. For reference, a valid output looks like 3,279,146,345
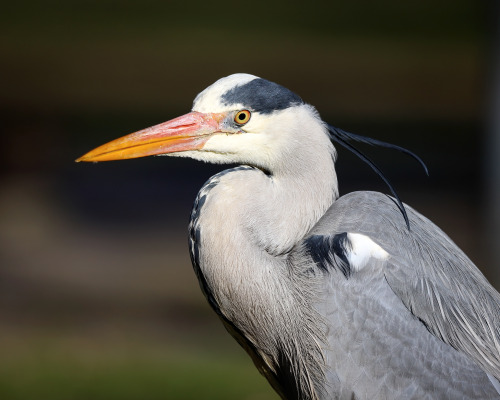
221,78,304,115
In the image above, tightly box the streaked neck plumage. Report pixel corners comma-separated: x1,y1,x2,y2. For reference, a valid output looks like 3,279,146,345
188,113,338,399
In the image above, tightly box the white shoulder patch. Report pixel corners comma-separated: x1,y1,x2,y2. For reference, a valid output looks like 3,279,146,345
346,233,389,271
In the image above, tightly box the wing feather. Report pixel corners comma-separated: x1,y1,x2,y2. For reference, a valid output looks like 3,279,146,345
309,191,500,380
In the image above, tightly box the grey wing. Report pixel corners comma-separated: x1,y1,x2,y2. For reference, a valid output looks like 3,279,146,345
310,191,500,381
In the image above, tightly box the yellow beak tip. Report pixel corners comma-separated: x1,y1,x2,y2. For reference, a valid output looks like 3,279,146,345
75,155,89,163
74,111,223,164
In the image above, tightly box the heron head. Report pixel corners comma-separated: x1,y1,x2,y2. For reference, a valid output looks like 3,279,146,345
76,74,331,173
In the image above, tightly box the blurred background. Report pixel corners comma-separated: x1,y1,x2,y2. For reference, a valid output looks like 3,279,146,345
1,1,499,399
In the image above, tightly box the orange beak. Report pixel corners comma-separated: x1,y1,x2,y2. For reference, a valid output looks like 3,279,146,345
76,111,226,162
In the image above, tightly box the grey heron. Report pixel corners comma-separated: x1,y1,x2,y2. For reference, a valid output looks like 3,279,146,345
77,73,500,399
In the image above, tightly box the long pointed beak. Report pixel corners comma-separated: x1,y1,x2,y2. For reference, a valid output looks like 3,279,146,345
76,111,225,162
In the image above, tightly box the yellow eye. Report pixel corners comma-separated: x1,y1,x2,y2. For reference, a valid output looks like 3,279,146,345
234,110,251,125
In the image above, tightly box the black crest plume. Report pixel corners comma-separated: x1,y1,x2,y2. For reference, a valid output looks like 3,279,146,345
327,125,428,230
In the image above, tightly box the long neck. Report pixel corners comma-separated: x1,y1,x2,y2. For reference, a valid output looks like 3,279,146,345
244,151,337,255
189,128,337,400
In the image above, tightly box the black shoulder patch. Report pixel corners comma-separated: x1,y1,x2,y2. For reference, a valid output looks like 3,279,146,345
304,233,352,278
221,78,304,114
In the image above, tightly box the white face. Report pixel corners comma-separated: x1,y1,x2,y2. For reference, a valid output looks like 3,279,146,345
174,73,328,173
77,73,334,175
200,108,297,170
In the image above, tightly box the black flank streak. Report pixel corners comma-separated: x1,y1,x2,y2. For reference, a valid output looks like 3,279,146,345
276,348,302,400
222,78,304,115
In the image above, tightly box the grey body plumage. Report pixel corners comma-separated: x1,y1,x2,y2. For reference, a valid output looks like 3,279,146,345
306,192,500,399
78,73,500,399
188,75,500,399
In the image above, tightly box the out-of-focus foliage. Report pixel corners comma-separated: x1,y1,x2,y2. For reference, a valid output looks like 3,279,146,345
0,1,494,399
